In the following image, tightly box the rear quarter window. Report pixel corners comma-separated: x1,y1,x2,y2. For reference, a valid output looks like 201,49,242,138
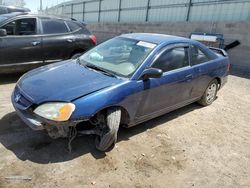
66,21,90,34
190,45,211,66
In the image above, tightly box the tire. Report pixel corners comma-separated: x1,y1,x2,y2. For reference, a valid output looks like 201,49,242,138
71,53,82,59
95,107,121,152
198,79,218,106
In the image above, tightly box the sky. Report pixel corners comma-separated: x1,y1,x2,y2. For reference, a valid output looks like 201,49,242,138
3,0,69,12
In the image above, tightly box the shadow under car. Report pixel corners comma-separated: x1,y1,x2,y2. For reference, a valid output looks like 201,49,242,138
0,103,201,164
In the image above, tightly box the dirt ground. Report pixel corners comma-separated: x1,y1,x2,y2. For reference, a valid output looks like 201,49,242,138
0,73,249,188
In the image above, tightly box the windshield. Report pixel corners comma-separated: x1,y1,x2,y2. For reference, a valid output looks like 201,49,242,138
79,37,156,77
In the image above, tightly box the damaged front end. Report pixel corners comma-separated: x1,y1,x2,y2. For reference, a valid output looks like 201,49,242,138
12,86,120,152
43,112,108,152
11,88,104,136
41,112,106,139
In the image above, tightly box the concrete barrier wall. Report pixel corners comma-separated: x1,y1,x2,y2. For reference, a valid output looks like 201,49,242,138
87,21,250,69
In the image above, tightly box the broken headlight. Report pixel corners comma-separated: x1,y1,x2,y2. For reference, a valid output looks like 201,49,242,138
34,102,75,122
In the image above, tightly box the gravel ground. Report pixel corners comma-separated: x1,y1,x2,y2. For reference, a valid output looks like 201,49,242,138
0,74,249,188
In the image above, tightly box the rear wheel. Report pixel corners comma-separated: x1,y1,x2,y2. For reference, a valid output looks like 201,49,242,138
198,79,218,106
71,53,82,59
95,107,121,151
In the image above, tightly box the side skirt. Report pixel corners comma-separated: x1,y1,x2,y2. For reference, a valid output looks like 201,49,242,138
127,97,201,128
0,60,62,74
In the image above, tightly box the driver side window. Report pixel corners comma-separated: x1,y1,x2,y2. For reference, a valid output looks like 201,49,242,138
1,18,36,36
152,47,189,72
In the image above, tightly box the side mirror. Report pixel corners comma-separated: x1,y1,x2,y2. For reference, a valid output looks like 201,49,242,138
140,68,163,80
0,29,7,37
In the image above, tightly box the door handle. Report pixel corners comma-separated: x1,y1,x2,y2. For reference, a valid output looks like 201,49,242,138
67,39,74,43
31,41,41,46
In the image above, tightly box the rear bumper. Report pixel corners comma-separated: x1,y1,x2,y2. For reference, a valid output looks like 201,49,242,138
219,75,228,90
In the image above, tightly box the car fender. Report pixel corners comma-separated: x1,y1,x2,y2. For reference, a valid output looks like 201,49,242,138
70,80,143,122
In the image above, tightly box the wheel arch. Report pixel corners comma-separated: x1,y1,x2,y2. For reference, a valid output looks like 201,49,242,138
91,105,130,126
214,77,221,89
70,49,86,58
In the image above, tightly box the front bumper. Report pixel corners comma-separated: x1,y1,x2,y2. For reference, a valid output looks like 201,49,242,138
11,89,84,131
11,92,44,130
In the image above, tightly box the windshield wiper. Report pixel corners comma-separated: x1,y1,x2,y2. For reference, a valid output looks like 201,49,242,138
84,63,117,78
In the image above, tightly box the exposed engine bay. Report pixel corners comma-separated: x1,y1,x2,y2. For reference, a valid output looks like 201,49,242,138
43,112,109,152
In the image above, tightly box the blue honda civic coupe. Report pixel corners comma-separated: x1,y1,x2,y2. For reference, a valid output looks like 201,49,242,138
12,33,230,151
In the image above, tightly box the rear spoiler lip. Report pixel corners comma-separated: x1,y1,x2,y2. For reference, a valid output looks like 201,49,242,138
209,47,228,57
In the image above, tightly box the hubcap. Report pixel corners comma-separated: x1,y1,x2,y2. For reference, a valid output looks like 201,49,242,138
206,83,217,103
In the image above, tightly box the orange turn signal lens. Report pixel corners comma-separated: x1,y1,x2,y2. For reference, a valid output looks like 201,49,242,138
34,102,75,122
53,103,75,121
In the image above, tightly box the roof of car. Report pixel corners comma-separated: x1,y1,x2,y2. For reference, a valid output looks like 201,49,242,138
0,12,25,18
121,33,191,45
0,12,77,21
0,5,30,11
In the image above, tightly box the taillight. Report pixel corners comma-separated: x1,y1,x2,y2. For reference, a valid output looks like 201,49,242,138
90,35,97,45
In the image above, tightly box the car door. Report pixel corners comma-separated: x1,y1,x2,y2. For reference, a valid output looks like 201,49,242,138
189,44,214,98
0,17,43,65
135,44,195,119
40,18,76,62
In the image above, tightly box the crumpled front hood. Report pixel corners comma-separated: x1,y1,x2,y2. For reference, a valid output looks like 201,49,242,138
17,60,122,104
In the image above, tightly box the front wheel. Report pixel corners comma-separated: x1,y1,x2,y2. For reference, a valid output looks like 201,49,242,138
198,79,218,106
95,107,121,151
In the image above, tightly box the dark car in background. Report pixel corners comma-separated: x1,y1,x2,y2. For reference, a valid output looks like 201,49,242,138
0,5,30,15
0,12,96,73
